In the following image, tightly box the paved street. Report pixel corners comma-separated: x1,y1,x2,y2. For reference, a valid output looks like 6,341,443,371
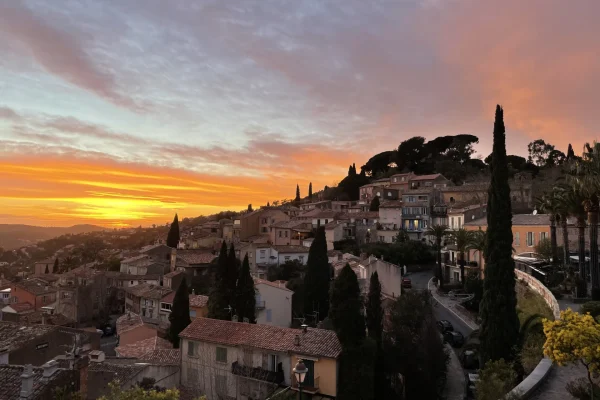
100,336,118,356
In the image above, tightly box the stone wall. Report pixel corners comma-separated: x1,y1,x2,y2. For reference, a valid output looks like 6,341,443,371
514,269,560,319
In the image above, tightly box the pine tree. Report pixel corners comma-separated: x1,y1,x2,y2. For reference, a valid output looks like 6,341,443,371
366,272,387,399
166,214,180,248
369,196,380,211
330,264,365,347
295,184,301,202
207,242,231,320
479,105,520,363
308,182,313,201
236,254,256,323
567,143,575,160
53,258,59,274
168,277,191,348
303,227,331,321
266,202,270,207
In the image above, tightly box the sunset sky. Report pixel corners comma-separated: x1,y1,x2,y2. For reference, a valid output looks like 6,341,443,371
1,0,598,227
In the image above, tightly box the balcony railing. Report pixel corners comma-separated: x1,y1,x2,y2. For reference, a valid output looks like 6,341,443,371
231,361,284,384
291,374,320,394
255,301,266,309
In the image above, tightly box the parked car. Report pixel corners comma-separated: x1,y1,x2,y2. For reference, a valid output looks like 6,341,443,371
444,331,465,347
513,252,542,263
436,320,454,333
402,278,412,288
466,373,479,398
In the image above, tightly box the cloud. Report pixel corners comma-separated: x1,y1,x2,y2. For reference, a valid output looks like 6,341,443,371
0,2,142,112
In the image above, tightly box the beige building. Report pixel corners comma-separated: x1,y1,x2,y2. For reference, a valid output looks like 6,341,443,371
240,208,289,240
270,220,312,246
254,279,293,328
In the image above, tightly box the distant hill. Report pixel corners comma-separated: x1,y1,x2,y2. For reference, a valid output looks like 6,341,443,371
0,224,105,250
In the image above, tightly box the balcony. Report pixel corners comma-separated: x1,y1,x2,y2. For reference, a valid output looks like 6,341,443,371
255,301,266,309
291,374,320,394
231,361,284,384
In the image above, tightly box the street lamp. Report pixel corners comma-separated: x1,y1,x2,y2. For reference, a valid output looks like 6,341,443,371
293,359,308,399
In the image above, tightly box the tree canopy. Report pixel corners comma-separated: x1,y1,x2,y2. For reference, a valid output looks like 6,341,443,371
235,254,256,323
166,214,180,248
168,277,191,348
329,264,365,348
303,227,331,322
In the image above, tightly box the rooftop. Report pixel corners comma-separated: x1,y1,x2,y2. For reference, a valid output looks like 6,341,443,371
161,292,209,308
116,312,144,334
14,280,57,296
139,348,181,365
116,336,172,359
164,270,183,279
402,188,433,195
379,200,404,208
465,214,551,227
124,283,172,300
0,364,72,400
2,302,34,314
180,318,342,359
273,245,310,254
176,250,216,265
0,322,57,352
254,279,293,292
410,173,445,181
20,311,74,326
270,220,312,229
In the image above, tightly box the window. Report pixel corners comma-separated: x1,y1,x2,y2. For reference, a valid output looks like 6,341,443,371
160,302,172,312
278,231,282,238
514,232,520,246
42,295,47,303
285,231,288,238
527,232,534,247
268,354,279,372
190,309,196,318
187,341,196,356
260,250,266,257
540,232,548,241
216,347,227,363
284,256,290,261
451,217,455,229
266,309,272,322
388,191,392,197
393,178,397,182
262,227,268,233
379,236,385,242
425,182,432,187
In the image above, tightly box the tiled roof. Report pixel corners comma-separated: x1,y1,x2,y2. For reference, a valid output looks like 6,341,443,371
124,283,172,299
122,254,148,264
254,279,293,292
0,322,57,352
402,188,433,195
0,278,12,289
325,221,343,229
116,336,172,359
180,318,342,359
88,362,147,387
270,220,311,229
30,274,60,283
327,250,342,257
139,348,181,365
164,270,183,279
0,364,71,400
273,245,310,254
140,244,171,253
14,280,56,296
190,294,209,308
465,214,550,227
348,211,379,219
3,302,34,313
312,211,342,219
379,200,403,208
177,251,216,265
410,173,444,181
441,182,488,192
116,312,144,334
298,209,322,218
20,311,74,326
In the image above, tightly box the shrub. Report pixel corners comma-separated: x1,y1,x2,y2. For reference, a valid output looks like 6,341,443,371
475,359,517,400
581,301,600,318
566,377,600,400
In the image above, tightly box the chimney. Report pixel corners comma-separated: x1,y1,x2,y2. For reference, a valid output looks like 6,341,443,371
75,356,89,399
243,317,249,323
19,364,34,399
192,289,195,295
294,335,300,346
41,360,59,382
232,315,238,322
301,324,308,333
41,313,46,325
89,350,105,363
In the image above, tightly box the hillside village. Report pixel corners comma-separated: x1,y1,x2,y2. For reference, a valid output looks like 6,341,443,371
0,131,598,400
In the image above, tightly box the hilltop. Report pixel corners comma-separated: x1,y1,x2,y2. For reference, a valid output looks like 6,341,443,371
0,224,105,250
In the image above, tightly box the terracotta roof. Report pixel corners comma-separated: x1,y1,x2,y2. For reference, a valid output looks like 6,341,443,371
312,210,342,219
465,214,550,227
410,173,445,181
402,188,433,195
0,364,72,400
140,244,172,253
348,211,379,220
325,221,342,229
20,311,74,326
116,336,172,359
116,312,144,334
177,251,216,265
124,283,172,299
164,270,183,279
0,322,57,352
3,302,34,313
88,362,147,387
190,294,209,308
122,254,148,264
15,280,56,296
273,245,310,254
390,172,415,178
254,279,293,292
379,200,403,208
0,278,12,289
180,318,342,359
139,348,181,365
271,220,311,229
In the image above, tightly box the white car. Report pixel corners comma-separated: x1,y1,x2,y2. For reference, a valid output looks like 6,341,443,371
513,252,541,263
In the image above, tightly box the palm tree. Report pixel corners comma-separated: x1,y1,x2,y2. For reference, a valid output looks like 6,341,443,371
425,224,449,287
536,192,560,264
448,228,475,285
470,229,486,279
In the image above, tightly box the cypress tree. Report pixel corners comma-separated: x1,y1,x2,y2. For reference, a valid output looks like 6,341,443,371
53,258,59,273
166,214,180,248
369,196,380,211
567,143,575,160
44,264,49,274
168,277,191,348
207,242,231,320
303,227,331,321
227,243,239,309
266,202,270,207
235,254,256,323
330,264,365,347
295,184,301,202
247,204,253,212
479,105,520,363
308,182,313,201
366,272,387,399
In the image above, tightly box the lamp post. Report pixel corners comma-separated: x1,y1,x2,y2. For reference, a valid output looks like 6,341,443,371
293,359,308,399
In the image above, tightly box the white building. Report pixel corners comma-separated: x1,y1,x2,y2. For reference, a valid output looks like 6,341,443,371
324,222,345,250
254,280,293,328
273,246,310,266
359,256,403,298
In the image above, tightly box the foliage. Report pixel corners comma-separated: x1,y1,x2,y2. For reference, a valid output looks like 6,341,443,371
566,377,600,400
98,382,184,400
338,167,370,200
168,277,191,348
516,284,555,324
329,264,365,348
247,204,253,212
425,224,449,286
361,151,395,177
369,196,380,211
166,214,180,248
448,228,475,284
394,228,410,243
295,184,301,202
366,271,387,400
207,242,232,320
286,277,305,320
308,182,313,201
267,259,304,281
463,273,484,311
361,240,434,267
475,359,517,400
52,386,84,400
385,291,448,400
480,105,520,363
235,255,256,323
53,257,59,272
333,239,360,255
337,338,376,400
534,238,554,263
581,302,600,319
303,227,331,322
528,139,564,167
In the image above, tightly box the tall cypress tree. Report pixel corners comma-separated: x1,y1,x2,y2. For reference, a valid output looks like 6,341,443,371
567,143,575,160
166,214,180,248
44,264,49,274
303,227,331,321
53,258,59,274
207,242,231,320
295,184,301,202
366,272,387,399
236,254,256,323
330,264,365,347
168,277,191,348
308,182,313,201
369,196,380,211
479,105,520,363
227,243,239,310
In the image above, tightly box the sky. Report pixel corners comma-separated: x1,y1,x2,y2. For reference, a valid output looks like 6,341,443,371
0,0,598,227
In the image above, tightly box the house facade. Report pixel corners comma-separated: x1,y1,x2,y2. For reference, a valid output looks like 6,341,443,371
34,259,56,275
401,189,433,239
180,318,341,399
255,280,293,328
10,281,57,311
240,209,289,240
270,220,312,246
124,284,172,324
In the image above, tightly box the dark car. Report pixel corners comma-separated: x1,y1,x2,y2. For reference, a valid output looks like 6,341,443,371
444,331,465,347
436,320,454,333
401,278,412,288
